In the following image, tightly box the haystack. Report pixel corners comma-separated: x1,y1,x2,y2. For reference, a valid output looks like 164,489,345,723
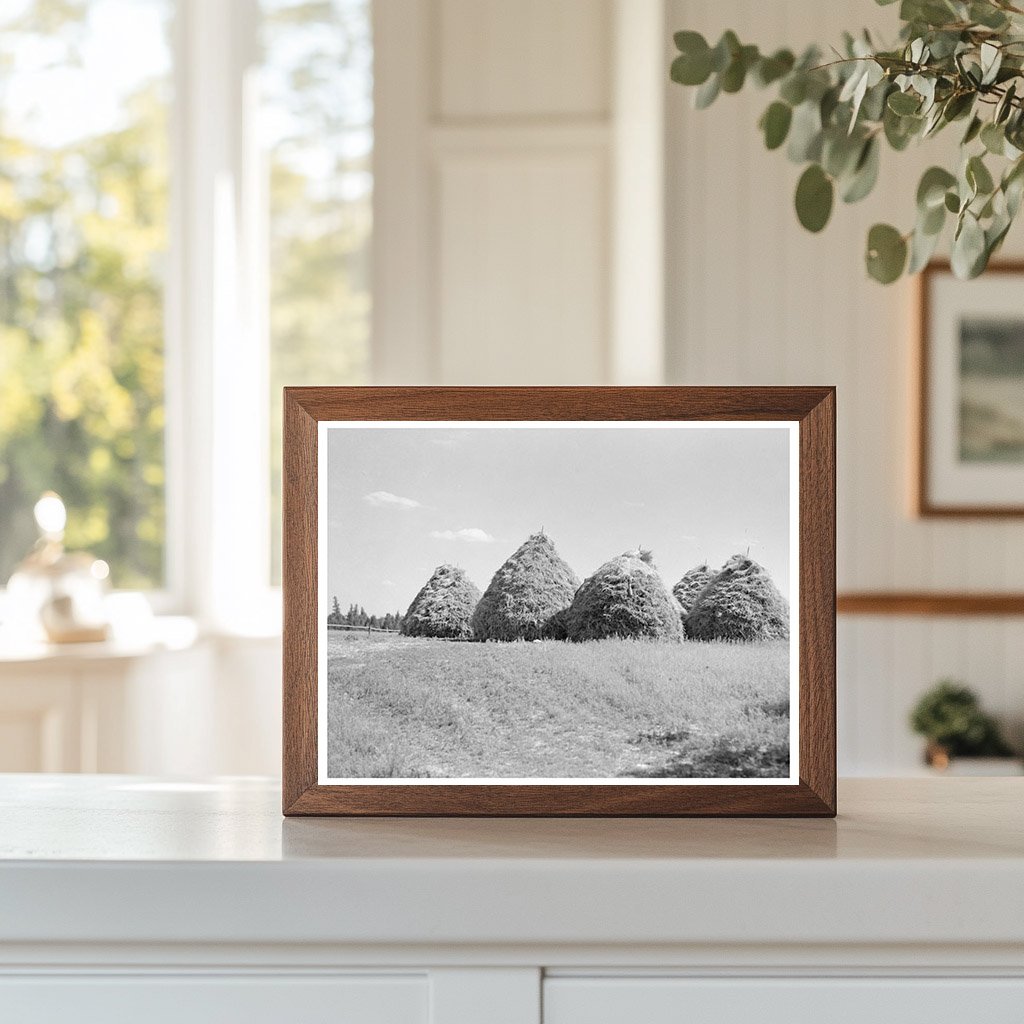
684,554,789,642
471,532,580,641
672,563,715,615
565,549,682,642
400,564,481,639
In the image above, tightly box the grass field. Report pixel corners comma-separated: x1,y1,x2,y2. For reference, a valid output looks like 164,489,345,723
326,632,790,779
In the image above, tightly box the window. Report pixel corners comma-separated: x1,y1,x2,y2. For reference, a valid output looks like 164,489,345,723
0,0,172,589
0,0,373,613
262,0,373,581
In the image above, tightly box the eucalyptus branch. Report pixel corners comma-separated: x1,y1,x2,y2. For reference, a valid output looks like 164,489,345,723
670,0,1024,283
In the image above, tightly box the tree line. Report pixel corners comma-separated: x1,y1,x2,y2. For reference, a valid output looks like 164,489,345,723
327,596,403,632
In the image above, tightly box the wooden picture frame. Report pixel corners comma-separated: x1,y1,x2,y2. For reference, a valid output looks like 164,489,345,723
283,387,836,817
917,260,1024,517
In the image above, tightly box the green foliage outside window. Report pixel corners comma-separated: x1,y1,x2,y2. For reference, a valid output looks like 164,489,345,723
0,1,170,587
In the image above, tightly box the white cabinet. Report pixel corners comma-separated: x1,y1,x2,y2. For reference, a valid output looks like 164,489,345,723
1,777,1023,1024
544,978,1024,1024
0,975,428,1024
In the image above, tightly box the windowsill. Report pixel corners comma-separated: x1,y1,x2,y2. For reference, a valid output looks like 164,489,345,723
0,616,202,665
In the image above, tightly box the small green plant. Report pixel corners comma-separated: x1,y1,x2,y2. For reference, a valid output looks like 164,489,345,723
670,0,1024,283
909,679,1014,757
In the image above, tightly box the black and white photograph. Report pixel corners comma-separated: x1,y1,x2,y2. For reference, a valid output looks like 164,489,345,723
318,422,798,784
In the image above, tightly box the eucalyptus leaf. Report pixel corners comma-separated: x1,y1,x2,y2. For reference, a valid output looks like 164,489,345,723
888,90,921,115
842,137,881,203
822,128,863,178
760,101,793,150
980,42,1002,86
721,44,759,93
951,211,987,278
921,200,946,235
981,121,1006,155
779,73,807,106
917,166,957,210
710,31,740,73
996,82,1017,124
962,115,983,145
787,101,823,162
967,154,995,195
970,2,1009,29
866,223,908,283
861,79,892,122
942,91,974,122
795,164,834,232
884,106,922,150
754,49,795,87
694,73,721,109
908,222,942,273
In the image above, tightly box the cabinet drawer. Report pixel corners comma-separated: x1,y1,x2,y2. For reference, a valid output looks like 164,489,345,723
0,974,427,1024
544,977,1024,1024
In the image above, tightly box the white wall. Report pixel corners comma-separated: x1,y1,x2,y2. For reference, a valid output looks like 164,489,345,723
373,0,665,386
665,0,1024,772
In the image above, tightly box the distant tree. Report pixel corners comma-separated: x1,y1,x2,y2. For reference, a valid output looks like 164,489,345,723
327,595,341,625
346,603,356,626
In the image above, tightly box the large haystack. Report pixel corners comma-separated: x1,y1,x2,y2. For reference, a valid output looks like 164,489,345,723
684,554,789,642
565,549,682,642
471,532,580,641
401,564,481,639
672,563,715,615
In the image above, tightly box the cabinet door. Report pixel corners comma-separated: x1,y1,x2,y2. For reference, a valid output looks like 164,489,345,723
544,977,1024,1024
0,974,428,1024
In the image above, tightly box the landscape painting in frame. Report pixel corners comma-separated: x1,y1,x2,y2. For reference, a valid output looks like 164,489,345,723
317,421,799,786
920,262,1024,515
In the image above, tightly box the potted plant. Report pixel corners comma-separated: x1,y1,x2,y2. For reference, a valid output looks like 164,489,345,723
670,0,1024,283
909,680,1020,773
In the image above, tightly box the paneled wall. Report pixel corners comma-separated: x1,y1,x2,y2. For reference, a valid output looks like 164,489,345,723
665,0,1024,772
374,0,665,386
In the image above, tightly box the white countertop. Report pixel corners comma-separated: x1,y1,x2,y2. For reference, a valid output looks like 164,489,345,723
1,776,1022,952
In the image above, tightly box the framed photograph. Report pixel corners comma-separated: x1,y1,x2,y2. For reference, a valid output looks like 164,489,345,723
283,387,835,816
918,261,1024,517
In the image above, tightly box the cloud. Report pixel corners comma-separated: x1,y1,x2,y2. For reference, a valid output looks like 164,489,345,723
430,528,496,544
363,490,422,510
382,579,396,587
623,499,646,509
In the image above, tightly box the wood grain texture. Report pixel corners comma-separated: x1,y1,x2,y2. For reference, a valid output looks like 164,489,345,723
838,592,1024,616
916,260,1024,518
282,387,836,817
282,392,319,812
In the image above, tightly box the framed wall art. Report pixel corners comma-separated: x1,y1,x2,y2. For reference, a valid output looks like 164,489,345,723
918,261,1024,517
282,387,836,816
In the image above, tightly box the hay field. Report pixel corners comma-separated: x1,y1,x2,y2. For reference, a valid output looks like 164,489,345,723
326,631,790,779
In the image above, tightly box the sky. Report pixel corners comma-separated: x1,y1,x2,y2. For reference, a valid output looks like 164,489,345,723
326,424,793,616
